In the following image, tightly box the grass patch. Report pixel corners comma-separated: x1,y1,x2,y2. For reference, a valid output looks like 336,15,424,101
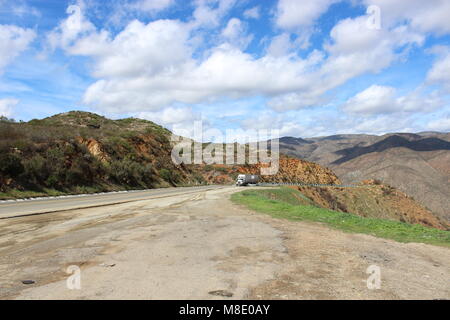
231,188,450,247
0,188,67,200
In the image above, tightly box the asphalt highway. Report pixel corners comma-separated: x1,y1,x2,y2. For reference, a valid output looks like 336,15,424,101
0,185,225,219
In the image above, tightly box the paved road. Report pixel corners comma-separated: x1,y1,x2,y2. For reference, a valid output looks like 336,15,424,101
0,185,225,219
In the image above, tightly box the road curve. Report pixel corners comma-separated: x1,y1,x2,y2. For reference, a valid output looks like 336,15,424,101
0,185,225,219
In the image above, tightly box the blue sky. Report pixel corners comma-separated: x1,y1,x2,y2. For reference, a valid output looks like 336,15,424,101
0,0,449,138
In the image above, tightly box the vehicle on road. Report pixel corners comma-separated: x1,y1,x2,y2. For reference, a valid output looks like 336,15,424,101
236,174,260,186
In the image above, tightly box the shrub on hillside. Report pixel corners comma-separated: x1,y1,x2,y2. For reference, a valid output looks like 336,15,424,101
159,168,181,185
0,153,24,177
109,159,154,187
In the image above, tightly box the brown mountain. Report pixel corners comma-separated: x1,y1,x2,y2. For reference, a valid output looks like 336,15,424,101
279,132,450,222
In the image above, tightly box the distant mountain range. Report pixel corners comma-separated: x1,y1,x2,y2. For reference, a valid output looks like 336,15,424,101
279,132,450,222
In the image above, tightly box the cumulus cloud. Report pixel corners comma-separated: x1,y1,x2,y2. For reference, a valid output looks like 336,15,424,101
364,0,450,35
136,106,197,126
343,85,443,115
268,15,424,111
191,0,237,28
343,85,397,114
243,6,260,20
47,1,95,50
221,18,253,49
267,90,327,112
273,0,339,48
426,49,450,93
133,0,175,13
266,33,293,58
241,111,316,138
323,16,424,74
71,19,192,78
47,1,435,120
275,0,337,30
0,98,19,118
0,24,36,73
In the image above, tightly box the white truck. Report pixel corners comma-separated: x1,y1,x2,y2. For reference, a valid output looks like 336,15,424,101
236,174,260,186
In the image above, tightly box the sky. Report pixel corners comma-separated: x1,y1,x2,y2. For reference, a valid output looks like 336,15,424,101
0,0,449,139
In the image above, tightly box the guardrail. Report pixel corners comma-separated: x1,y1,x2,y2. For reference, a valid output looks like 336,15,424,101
257,182,363,188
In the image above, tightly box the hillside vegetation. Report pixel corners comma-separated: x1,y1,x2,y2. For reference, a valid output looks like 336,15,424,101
0,111,209,197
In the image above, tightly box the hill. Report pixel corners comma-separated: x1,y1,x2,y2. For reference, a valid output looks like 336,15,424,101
279,133,450,222
0,111,212,195
0,111,338,196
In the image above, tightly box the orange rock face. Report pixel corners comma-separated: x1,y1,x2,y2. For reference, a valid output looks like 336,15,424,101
237,157,342,185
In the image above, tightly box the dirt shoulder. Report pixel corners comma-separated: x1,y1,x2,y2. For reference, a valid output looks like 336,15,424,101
248,217,449,300
0,187,448,300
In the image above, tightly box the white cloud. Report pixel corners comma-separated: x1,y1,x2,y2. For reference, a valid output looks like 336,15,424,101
243,6,260,20
427,118,450,132
364,0,450,35
136,106,197,126
350,115,415,134
71,19,192,78
427,49,450,93
134,0,175,13
324,17,424,69
0,25,36,73
343,85,443,115
0,98,19,118
47,2,95,50
0,0,41,17
343,85,396,114
50,2,428,116
275,0,337,30
266,33,292,57
273,0,339,48
267,90,327,111
267,16,424,111
191,0,237,28
221,18,253,49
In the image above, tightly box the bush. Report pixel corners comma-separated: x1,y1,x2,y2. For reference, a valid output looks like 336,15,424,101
159,168,171,182
0,153,24,177
22,155,46,184
20,144,106,189
159,168,181,185
109,159,154,187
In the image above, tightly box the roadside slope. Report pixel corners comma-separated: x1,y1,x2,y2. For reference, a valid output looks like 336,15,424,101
279,133,450,221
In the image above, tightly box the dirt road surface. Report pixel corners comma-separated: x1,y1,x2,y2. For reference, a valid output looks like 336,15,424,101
0,186,448,300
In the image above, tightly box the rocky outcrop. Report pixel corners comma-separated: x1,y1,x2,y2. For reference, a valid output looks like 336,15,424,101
238,157,341,185
77,137,110,163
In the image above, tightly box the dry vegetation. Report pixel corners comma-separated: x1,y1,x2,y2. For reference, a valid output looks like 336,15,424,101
0,111,203,197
